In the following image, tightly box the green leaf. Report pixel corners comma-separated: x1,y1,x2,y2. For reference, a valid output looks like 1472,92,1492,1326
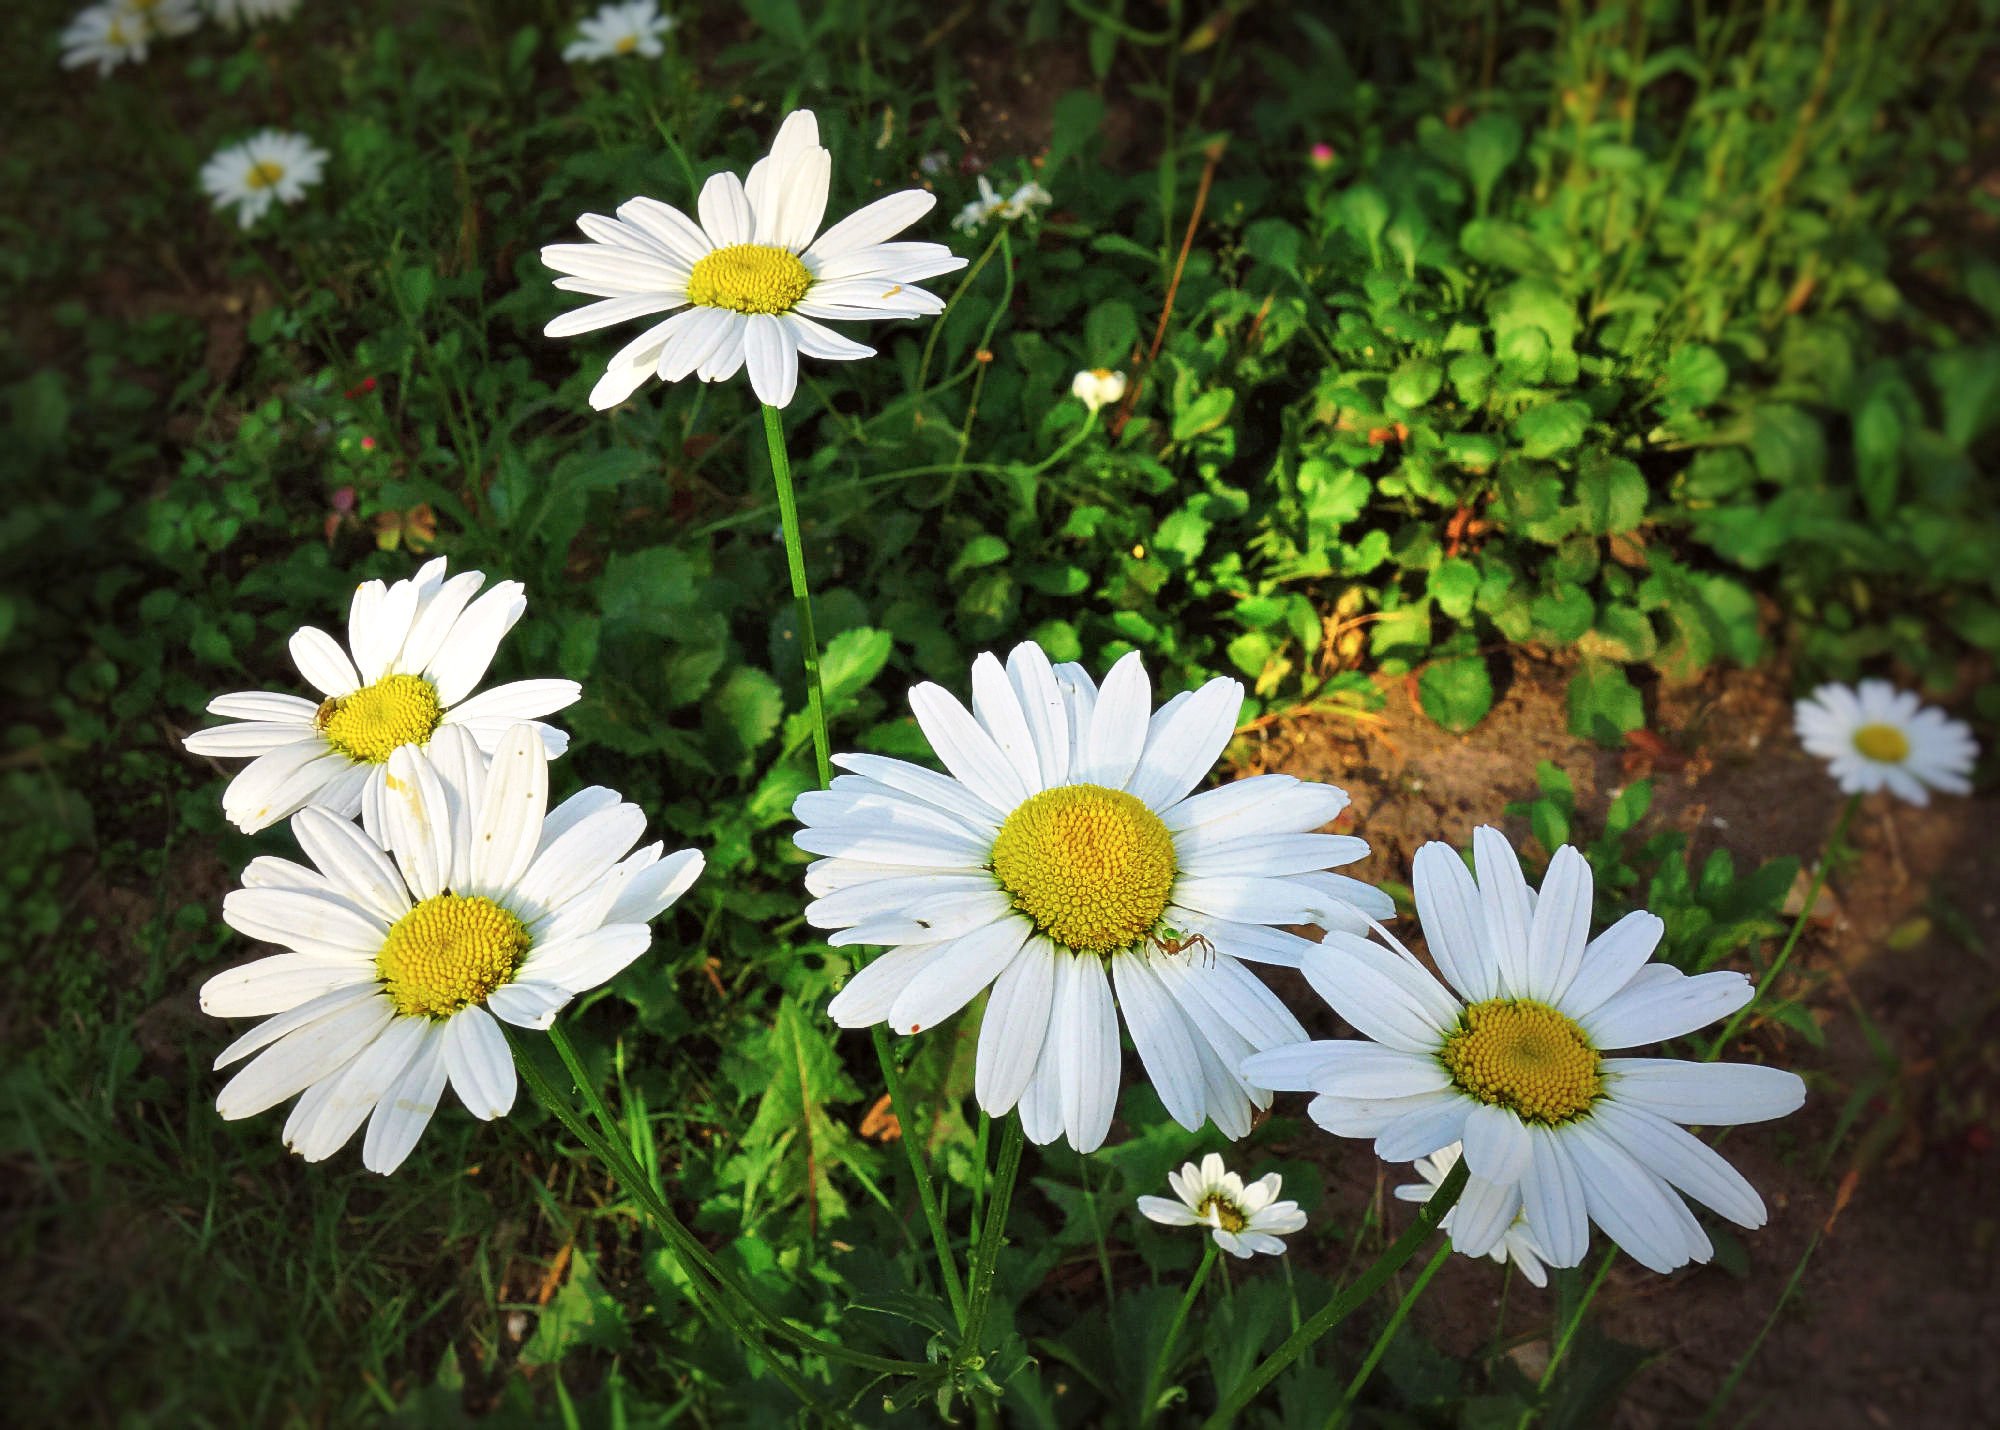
1171,388,1234,442
1338,184,1389,254
1748,404,1826,486
1418,655,1495,733
707,665,784,761
1462,112,1523,212
948,533,1010,580
1084,299,1138,367
1567,660,1645,746
1574,455,1648,534
1513,400,1590,459
1448,352,1496,405
1428,557,1480,620
1661,344,1727,410
1044,90,1107,177
819,626,894,705
520,1250,630,1366
1531,584,1595,644
1388,359,1443,409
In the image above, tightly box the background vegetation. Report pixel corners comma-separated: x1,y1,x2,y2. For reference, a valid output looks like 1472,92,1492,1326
4,0,1995,1424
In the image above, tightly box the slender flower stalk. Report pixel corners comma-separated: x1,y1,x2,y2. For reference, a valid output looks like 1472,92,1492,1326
1140,1242,1218,1429
1333,1241,1454,1426
1706,793,1858,1058
761,401,966,1324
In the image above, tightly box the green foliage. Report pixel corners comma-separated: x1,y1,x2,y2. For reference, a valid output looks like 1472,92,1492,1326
1,0,1990,1423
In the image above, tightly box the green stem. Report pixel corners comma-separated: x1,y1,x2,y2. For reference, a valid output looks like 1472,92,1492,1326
913,227,1006,419
1331,1240,1452,1427
761,404,830,787
1537,1250,1615,1393
760,405,967,1324
520,1026,926,1379
1706,792,1860,1058
1140,1242,1217,1429
1199,1160,1467,1430
960,1118,1026,1355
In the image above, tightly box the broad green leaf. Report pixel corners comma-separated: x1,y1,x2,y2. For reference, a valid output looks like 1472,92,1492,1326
1574,455,1648,534
1513,400,1589,459
1418,654,1494,733
819,625,893,705
1567,660,1645,746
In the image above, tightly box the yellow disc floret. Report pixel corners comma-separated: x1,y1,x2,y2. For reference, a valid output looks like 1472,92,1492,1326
1852,722,1911,764
315,674,444,764
1439,998,1601,1125
1196,1193,1247,1233
686,243,814,315
990,783,1177,955
245,161,287,190
376,893,532,1019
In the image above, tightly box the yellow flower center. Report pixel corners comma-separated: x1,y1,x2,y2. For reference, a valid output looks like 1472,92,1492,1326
686,243,814,315
615,33,639,53
1852,722,1911,764
315,673,444,764
245,161,287,191
1196,1193,1247,1233
1439,999,1601,1125
376,894,532,1019
990,783,1177,955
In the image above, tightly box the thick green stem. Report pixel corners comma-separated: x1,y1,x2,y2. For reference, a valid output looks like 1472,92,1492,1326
1140,1242,1217,1428
1706,792,1860,1058
517,1026,926,1380
1199,1160,1467,1430
960,1118,1026,1356
760,403,967,1324
1333,1240,1453,1426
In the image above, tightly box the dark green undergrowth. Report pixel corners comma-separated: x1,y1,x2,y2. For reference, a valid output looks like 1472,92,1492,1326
2,0,1994,1423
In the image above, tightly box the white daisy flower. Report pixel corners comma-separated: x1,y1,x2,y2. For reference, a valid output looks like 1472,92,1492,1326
60,3,155,74
541,108,968,410
1241,827,1806,1275
1396,1144,1551,1287
1138,1152,1307,1259
792,640,1393,1154
183,557,581,835
200,724,704,1174
563,0,674,62
1071,368,1127,413
1793,679,1977,806
200,129,329,229
117,0,203,38
206,0,301,26
952,175,1053,233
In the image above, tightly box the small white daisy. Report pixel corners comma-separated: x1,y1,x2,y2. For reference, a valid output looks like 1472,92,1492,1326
201,724,704,1174
563,0,674,62
1071,368,1127,413
61,4,155,75
1138,1152,1307,1258
205,0,301,27
183,557,581,835
950,175,1052,233
1794,679,1977,806
1241,827,1806,1275
1396,1144,1552,1286
200,129,329,229
541,108,968,410
118,0,203,38
793,640,1393,1153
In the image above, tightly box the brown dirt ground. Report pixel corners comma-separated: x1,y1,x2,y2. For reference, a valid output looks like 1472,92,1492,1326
1234,650,1999,1429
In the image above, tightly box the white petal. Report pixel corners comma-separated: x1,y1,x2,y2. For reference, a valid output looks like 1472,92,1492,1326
696,169,753,246
1300,933,1461,1054
782,313,874,361
1520,1125,1591,1269
1076,651,1150,790
974,935,1057,1116
1137,1194,1201,1227
828,752,1005,826
1004,642,1070,789
887,918,1030,1035
1525,846,1594,1003
1412,842,1497,1002
1447,1174,1522,1259
743,312,800,408
547,292,688,338
466,726,549,897
184,721,316,758
199,954,376,1018
1460,1102,1533,1186
1373,1093,1473,1162
292,806,411,924
1055,952,1121,1152
1128,677,1242,812
1473,827,1535,998
1564,1122,1702,1274
908,682,1030,811
442,1006,516,1119
1582,969,1752,1049
1600,1058,1806,1125
605,846,704,926
827,941,954,1027
970,651,1045,796
208,691,321,723
290,625,360,698
426,582,527,707
523,924,652,992
220,743,349,834
221,887,386,956
443,678,582,728
614,196,714,268
1113,953,1209,1130
362,1023,450,1173
486,981,574,1030
381,745,452,902
288,1016,428,1162
806,190,939,259
1556,911,1665,1022
215,998,393,1121
1591,1102,1767,1228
